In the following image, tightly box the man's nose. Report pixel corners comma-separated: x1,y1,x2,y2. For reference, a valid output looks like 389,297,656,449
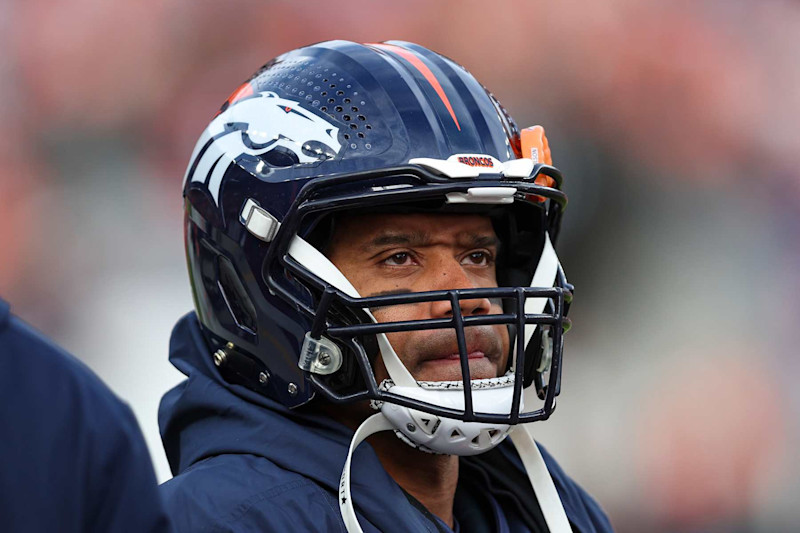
427,258,493,318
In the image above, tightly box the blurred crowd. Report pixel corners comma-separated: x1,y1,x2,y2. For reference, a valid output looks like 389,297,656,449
1,1,798,531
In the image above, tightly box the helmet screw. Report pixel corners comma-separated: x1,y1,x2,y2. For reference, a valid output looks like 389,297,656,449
287,383,298,396
213,349,227,367
406,423,417,433
318,353,331,366
258,371,269,385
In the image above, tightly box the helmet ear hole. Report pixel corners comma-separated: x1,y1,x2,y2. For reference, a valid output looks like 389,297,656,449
217,255,258,335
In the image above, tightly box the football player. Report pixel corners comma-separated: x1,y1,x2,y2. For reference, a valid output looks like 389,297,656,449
159,40,612,532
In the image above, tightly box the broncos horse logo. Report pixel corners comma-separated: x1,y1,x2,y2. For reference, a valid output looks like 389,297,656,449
184,91,342,205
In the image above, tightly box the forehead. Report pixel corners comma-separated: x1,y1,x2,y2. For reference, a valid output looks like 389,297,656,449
329,212,497,250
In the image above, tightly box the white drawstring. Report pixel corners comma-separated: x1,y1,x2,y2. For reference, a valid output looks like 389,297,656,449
338,414,571,533
509,425,572,533
339,413,395,533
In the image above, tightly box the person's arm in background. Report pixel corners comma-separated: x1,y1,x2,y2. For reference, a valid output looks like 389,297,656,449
0,298,172,532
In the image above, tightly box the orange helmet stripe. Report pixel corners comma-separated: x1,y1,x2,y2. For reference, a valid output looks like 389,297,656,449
372,43,461,131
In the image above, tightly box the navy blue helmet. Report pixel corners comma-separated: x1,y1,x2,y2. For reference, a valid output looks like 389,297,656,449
183,40,572,429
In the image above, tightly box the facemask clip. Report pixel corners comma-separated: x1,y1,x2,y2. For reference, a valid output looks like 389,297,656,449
299,332,343,375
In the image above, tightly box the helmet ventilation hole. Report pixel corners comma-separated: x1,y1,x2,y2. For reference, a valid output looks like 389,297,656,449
253,57,376,150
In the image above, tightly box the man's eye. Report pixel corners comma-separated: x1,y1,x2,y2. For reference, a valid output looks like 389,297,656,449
384,252,412,266
462,251,491,266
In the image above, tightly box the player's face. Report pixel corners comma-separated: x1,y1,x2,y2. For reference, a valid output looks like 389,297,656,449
327,213,509,383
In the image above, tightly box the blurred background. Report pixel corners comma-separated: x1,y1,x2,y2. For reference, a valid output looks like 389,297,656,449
2,0,798,530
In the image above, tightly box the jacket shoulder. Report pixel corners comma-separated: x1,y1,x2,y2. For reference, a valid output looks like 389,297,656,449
161,453,346,533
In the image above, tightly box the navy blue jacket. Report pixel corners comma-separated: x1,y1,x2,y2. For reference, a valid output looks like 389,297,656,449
160,313,612,532
0,299,172,532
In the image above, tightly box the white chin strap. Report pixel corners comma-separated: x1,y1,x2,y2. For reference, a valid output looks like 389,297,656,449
509,425,573,532
339,414,571,533
338,414,394,532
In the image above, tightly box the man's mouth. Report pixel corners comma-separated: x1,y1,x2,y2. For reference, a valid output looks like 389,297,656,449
424,350,487,364
395,326,507,382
